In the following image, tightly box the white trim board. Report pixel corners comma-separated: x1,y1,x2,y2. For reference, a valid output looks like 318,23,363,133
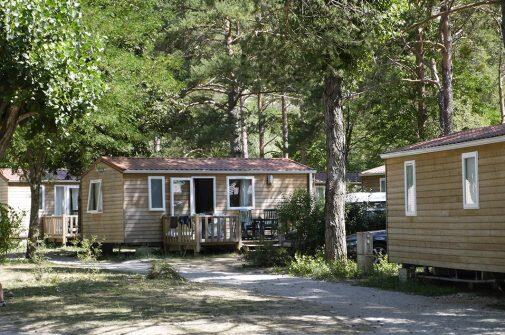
226,176,256,210
380,135,505,159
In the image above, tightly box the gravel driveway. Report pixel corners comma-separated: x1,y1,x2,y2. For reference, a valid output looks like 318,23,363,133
49,255,505,335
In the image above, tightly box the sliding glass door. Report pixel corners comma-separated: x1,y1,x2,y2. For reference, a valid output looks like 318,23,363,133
54,185,79,216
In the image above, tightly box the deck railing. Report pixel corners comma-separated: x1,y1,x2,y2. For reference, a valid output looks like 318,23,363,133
162,214,241,253
42,215,79,244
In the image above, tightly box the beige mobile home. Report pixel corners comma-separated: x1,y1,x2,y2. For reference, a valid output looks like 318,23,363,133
0,169,79,239
360,165,386,192
381,124,505,275
81,157,314,248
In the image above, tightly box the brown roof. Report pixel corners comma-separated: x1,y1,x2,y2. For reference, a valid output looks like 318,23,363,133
0,169,78,182
100,157,314,173
360,165,385,177
384,124,505,156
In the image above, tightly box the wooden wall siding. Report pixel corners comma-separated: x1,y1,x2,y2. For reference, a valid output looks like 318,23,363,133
0,178,8,205
386,141,505,273
42,183,79,215
81,162,124,243
8,184,31,236
123,173,309,244
361,176,382,192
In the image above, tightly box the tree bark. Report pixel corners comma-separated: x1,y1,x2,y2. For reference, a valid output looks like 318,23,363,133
25,165,44,260
439,1,454,135
225,17,243,157
499,52,505,123
0,105,21,160
239,96,249,158
257,93,265,158
414,26,428,139
323,74,347,261
281,95,289,158
502,0,505,48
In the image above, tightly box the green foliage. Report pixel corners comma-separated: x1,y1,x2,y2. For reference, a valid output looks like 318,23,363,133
242,244,292,268
0,203,21,261
0,0,104,115
146,261,186,282
75,236,102,263
276,190,325,255
286,252,360,281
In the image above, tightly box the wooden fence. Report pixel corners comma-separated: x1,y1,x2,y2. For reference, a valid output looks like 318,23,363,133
42,215,79,244
162,214,241,253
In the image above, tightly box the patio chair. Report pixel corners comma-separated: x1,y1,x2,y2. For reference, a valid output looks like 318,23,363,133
239,210,253,240
262,209,278,239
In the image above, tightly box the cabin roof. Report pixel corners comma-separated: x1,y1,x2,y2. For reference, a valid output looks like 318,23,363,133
314,171,361,184
99,156,315,173
0,168,78,183
359,165,385,177
381,123,505,159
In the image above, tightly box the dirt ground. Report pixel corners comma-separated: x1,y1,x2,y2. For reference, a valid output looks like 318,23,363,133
2,254,505,334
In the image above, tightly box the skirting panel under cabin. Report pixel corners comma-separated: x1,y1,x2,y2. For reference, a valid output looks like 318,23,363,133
81,162,125,243
386,141,505,274
123,173,309,244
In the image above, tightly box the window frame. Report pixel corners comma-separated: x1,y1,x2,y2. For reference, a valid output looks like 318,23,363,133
87,179,103,214
404,160,417,216
462,151,479,210
170,177,194,216
39,185,45,212
148,176,166,211
379,177,386,192
226,176,255,210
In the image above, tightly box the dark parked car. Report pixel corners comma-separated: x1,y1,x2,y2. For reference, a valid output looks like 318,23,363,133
346,230,387,260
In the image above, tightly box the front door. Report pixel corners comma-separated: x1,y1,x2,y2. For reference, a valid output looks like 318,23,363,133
194,178,215,214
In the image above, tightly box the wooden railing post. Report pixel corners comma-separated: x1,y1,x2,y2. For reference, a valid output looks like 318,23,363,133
193,215,201,254
161,215,167,252
235,215,242,251
61,215,67,245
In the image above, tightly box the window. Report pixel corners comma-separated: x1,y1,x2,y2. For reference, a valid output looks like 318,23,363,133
39,185,45,211
315,185,325,199
462,151,479,209
87,180,102,213
55,185,65,215
148,176,165,211
227,176,255,210
404,161,416,216
380,178,386,192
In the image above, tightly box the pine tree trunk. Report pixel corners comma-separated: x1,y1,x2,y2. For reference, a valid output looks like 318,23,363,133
414,26,428,139
502,0,505,49
257,93,265,158
240,97,249,158
499,52,505,124
439,1,454,135
281,95,289,158
323,75,347,261
225,17,243,157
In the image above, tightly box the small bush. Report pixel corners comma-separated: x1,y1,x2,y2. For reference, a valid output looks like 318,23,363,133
0,204,22,261
75,236,102,262
286,252,360,280
243,244,292,268
146,261,186,282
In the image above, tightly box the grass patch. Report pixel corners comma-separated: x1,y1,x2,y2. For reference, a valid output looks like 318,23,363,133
0,260,366,334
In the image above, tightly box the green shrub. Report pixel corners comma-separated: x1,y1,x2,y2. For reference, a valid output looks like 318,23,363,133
0,203,22,261
243,244,292,268
277,190,325,254
286,252,360,280
75,236,102,262
147,261,186,282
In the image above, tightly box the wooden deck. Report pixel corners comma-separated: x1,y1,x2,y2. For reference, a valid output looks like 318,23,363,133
42,215,79,244
162,214,242,253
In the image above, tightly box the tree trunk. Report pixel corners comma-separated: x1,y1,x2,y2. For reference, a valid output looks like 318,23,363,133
502,0,505,48
0,105,21,160
439,1,454,135
414,26,428,139
257,93,265,158
240,96,249,158
225,17,242,157
500,52,505,124
25,168,43,260
323,75,347,261
281,95,289,158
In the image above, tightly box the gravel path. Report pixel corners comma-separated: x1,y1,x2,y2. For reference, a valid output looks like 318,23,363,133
49,255,505,335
